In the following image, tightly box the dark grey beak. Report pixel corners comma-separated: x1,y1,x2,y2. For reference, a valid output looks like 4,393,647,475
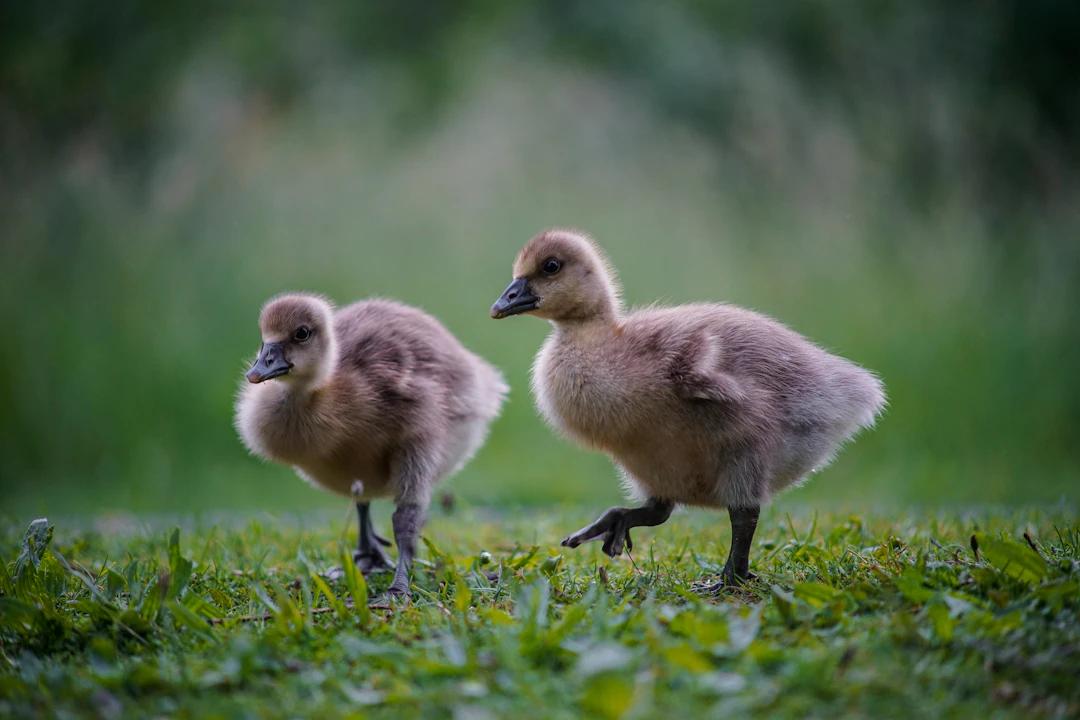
246,341,292,383
490,277,539,319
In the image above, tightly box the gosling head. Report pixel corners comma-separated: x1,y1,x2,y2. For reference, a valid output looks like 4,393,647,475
490,229,621,323
246,294,336,385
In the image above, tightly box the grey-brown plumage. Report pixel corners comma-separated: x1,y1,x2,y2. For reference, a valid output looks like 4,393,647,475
491,229,885,588
236,293,507,596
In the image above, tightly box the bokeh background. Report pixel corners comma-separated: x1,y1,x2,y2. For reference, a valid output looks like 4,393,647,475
2,2,1078,518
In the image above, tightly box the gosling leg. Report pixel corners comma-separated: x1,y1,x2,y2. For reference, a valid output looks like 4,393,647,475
702,505,760,592
387,502,425,597
561,497,675,557
354,502,394,574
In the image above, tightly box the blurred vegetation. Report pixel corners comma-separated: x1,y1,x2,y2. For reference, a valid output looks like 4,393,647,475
1,2,1078,516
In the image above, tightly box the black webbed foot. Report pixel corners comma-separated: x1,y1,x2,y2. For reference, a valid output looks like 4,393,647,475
561,499,674,558
696,569,758,595
561,508,633,557
381,582,411,604
600,515,633,557
353,546,394,575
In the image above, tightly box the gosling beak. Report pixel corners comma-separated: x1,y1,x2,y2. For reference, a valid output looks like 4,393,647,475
246,341,292,383
490,277,539,319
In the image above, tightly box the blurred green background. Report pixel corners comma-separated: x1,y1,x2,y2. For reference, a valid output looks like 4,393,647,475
2,2,1078,518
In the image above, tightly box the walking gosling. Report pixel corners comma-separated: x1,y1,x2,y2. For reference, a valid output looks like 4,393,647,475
490,230,885,589
236,293,507,597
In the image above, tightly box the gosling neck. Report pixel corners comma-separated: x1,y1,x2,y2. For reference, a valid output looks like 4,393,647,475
551,305,622,342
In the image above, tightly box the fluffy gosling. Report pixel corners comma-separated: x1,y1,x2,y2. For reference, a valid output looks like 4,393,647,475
236,293,507,597
491,230,884,590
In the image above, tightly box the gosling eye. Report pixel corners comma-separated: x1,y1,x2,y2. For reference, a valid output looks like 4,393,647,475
293,326,313,343
541,257,562,275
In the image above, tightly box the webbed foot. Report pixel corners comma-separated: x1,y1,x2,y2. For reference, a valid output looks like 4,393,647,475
353,546,394,575
696,566,758,594
561,508,634,557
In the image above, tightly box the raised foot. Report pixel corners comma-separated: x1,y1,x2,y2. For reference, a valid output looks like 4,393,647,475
561,509,634,558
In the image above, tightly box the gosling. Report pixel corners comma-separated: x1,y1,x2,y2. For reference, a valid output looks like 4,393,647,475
236,293,507,597
490,230,885,590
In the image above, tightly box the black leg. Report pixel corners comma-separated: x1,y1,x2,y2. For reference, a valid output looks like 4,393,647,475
387,502,425,597
354,502,393,574
358,501,391,548
561,498,675,557
702,506,760,592
366,510,392,548
723,505,759,583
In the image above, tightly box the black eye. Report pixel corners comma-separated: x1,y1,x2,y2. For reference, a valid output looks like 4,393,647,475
542,257,562,275
293,326,312,342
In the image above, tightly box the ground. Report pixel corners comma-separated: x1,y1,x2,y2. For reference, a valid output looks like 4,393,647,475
1,505,1077,719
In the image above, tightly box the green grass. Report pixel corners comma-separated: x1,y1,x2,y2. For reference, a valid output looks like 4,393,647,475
1,504,1077,718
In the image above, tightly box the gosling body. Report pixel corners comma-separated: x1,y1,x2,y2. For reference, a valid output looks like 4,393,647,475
237,294,507,595
534,302,881,509
491,229,884,587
